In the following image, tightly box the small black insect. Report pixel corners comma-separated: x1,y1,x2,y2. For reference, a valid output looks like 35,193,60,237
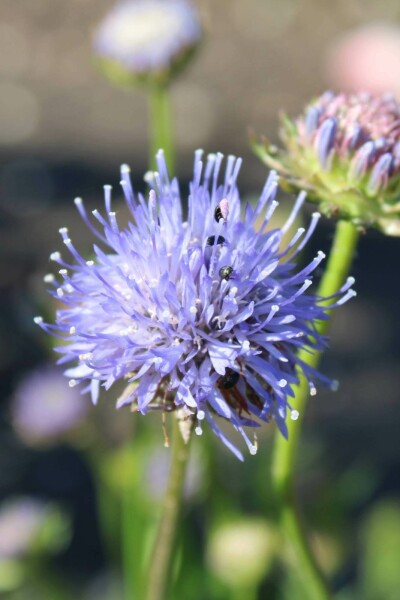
206,235,226,246
221,369,240,389
219,265,234,281
214,199,229,222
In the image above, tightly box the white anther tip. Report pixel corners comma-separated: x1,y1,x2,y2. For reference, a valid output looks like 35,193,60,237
34,316,43,324
143,171,154,183
197,410,205,420
290,410,300,421
120,163,130,173
74,197,82,205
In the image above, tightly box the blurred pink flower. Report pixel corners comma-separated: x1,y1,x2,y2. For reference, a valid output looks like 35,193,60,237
325,24,400,98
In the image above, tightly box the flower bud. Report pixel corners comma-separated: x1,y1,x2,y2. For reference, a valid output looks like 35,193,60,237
93,0,202,87
254,91,400,235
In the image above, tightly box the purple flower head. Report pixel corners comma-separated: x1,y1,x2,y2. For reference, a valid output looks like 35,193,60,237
255,92,400,235
93,0,202,85
11,366,89,446
36,151,354,459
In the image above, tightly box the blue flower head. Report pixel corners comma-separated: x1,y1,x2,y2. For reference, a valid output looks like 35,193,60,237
36,152,355,459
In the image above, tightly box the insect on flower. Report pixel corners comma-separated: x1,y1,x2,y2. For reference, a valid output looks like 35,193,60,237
35,150,355,459
219,266,234,281
214,198,229,222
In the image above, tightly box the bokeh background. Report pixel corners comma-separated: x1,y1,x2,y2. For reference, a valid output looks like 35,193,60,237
1,1,400,599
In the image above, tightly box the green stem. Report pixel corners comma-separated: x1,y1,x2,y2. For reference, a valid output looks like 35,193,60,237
272,219,359,600
85,449,120,567
231,586,258,600
148,84,174,174
122,438,141,600
145,415,192,600
29,561,71,600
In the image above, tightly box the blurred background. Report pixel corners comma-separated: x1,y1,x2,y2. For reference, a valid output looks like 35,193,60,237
1,0,400,599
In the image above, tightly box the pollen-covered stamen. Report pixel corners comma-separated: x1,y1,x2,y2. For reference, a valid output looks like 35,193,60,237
278,227,306,260
61,235,92,270
252,170,279,223
317,276,356,308
293,212,321,255
330,288,357,307
279,279,313,306
107,211,119,233
34,317,68,339
120,164,138,214
74,197,107,243
49,252,75,271
50,252,62,262
284,250,326,285
281,191,307,234
103,184,112,213
251,304,280,334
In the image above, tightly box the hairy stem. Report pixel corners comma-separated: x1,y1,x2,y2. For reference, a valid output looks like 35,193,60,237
149,84,174,174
